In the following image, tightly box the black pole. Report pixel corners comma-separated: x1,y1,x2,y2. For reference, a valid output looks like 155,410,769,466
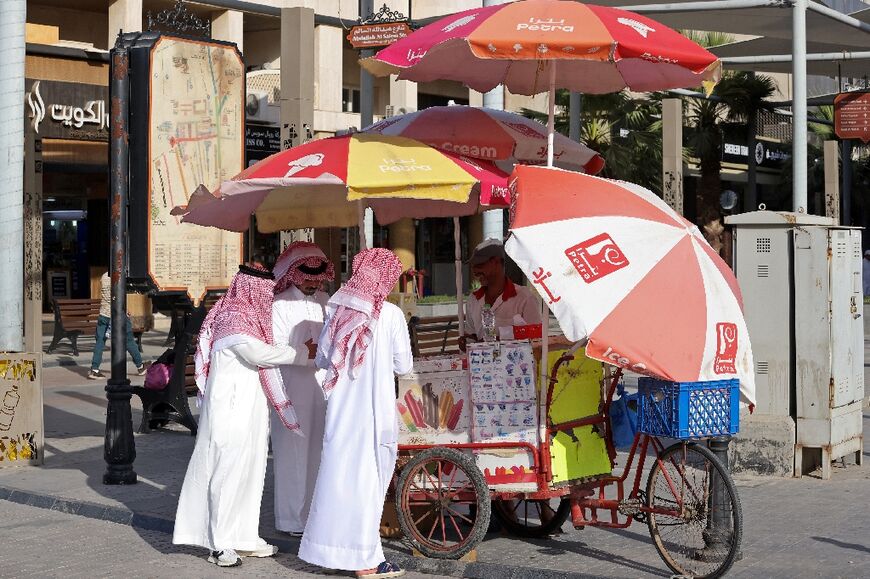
359,0,374,129
842,139,853,226
706,436,731,546
104,39,137,485
745,108,758,212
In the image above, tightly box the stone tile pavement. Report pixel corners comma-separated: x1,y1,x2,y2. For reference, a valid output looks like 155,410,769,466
2,326,869,578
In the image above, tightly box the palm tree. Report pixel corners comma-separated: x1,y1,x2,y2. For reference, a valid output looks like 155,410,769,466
685,71,778,254
521,90,664,193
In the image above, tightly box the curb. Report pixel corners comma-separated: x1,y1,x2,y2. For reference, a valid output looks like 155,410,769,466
0,485,600,579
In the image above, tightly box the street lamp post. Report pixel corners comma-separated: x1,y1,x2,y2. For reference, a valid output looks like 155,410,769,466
104,36,137,485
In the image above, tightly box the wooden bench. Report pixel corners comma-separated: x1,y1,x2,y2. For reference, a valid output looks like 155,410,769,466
47,298,144,356
132,291,225,436
408,315,461,357
132,305,205,436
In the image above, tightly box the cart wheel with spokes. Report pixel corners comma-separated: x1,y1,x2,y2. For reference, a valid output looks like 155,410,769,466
395,447,490,559
492,497,571,538
646,441,743,579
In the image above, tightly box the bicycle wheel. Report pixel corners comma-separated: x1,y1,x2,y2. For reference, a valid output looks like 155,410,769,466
492,497,571,538
395,447,490,559
646,442,742,579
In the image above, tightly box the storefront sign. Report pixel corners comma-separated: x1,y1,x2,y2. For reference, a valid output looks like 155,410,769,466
127,34,244,302
834,91,870,142
347,22,412,48
25,79,109,141
245,124,280,165
721,126,789,170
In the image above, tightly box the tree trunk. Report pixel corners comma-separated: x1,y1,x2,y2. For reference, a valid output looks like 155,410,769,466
697,156,725,255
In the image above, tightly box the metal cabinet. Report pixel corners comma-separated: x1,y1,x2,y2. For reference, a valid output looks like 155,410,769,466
793,226,864,478
727,211,864,479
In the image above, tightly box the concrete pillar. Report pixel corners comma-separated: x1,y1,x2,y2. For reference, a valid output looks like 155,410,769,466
0,0,25,352
280,7,315,244
824,140,840,224
662,98,683,215
315,25,343,112
468,89,483,108
211,10,244,53
389,219,415,273
108,0,142,44
389,75,417,116
23,123,42,352
313,228,342,294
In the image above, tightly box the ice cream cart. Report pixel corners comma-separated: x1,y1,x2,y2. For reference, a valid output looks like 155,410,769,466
393,340,743,579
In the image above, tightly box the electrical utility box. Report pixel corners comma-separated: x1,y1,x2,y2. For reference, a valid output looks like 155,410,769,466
726,211,864,479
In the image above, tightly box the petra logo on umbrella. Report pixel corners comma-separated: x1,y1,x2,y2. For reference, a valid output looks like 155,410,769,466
516,18,574,32
284,153,324,177
714,322,738,374
565,233,629,283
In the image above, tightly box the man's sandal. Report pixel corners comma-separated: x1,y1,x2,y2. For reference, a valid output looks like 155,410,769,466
356,561,406,578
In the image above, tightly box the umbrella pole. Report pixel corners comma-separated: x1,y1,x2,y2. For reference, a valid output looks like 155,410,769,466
539,61,556,445
453,216,465,336
546,62,556,168
357,200,368,250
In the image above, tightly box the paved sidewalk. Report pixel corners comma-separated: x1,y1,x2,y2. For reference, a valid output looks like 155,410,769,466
2,327,868,578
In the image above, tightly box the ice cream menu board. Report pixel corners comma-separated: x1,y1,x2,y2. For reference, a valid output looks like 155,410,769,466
467,341,538,443
146,37,244,301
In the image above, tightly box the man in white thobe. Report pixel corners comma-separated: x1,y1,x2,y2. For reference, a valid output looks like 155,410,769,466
299,249,412,578
461,238,542,350
270,242,334,536
173,265,304,568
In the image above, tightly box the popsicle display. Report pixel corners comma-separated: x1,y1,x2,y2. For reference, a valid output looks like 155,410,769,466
397,370,470,445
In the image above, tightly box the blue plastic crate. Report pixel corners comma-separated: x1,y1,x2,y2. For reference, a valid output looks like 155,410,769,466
637,378,739,439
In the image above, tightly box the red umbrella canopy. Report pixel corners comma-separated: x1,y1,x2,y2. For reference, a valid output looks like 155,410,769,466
505,165,754,405
365,105,605,173
362,0,721,95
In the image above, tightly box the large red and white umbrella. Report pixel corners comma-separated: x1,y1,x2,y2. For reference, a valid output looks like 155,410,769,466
363,0,720,167
362,0,721,96
505,166,755,405
365,106,605,174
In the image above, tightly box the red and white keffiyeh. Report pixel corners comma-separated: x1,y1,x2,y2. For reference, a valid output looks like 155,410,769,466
194,264,301,433
273,241,335,296
315,249,404,398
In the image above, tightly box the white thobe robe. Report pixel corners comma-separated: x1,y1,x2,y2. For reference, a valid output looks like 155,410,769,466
173,337,297,552
298,303,413,570
271,286,329,533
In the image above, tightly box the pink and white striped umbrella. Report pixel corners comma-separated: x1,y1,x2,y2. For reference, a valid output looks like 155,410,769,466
365,106,605,174
505,165,755,405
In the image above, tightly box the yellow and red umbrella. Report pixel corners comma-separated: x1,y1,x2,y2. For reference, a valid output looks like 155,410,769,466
174,133,510,232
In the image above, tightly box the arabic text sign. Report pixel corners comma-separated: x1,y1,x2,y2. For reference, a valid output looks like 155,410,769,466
835,92,870,143
25,79,109,141
347,22,412,48
147,37,244,301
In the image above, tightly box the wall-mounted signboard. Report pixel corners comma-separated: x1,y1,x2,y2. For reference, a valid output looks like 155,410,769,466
834,91,870,143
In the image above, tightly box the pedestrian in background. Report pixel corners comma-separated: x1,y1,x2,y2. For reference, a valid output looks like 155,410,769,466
87,271,145,379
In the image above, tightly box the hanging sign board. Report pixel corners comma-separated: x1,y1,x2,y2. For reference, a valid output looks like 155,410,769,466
347,22,412,49
127,33,244,302
834,91,870,143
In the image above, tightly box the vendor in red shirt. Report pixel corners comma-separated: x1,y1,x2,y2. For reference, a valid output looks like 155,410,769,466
459,238,542,351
